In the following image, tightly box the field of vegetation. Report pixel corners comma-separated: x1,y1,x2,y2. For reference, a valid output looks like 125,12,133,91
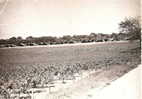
0,41,140,99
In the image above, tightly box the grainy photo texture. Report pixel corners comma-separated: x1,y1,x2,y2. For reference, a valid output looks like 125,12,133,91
0,0,141,99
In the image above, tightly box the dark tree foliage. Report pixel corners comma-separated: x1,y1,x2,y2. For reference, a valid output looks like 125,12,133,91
1,25,136,48
119,17,141,40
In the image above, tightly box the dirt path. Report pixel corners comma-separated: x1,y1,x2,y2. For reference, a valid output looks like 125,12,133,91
84,64,141,99
36,64,138,99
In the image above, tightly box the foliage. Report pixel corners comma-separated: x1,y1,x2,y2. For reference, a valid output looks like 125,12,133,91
0,32,129,48
0,41,140,98
119,17,141,40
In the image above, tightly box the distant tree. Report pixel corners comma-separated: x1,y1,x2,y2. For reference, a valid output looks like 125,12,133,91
90,33,97,37
72,35,81,42
35,36,55,44
89,33,97,42
117,33,127,40
26,36,34,41
15,36,24,46
96,33,103,42
111,33,119,41
17,36,23,41
75,35,89,43
25,36,35,45
8,37,17,44
119,17,141,40
0,39,7,45
44,36,57,44
61,35,72,43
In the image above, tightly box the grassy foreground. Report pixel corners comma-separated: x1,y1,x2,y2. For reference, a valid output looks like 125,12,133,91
0,41,140,98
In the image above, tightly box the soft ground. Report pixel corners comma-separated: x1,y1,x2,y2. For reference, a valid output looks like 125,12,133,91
0,41,140,99
73,65,141,99
33,64,141,99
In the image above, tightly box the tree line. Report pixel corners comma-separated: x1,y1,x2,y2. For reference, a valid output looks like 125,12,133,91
0,17,140,48
0,33,128,47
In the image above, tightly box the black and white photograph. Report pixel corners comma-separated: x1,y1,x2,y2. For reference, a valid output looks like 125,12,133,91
0,0,141,99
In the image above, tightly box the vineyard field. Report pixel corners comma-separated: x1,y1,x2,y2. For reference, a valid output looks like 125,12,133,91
0,41,140,99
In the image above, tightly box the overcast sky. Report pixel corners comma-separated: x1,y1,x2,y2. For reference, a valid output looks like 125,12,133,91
0,0,140,39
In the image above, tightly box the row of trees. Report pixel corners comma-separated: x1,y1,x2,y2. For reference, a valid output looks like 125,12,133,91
0,32,129,47
0,17,141,47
